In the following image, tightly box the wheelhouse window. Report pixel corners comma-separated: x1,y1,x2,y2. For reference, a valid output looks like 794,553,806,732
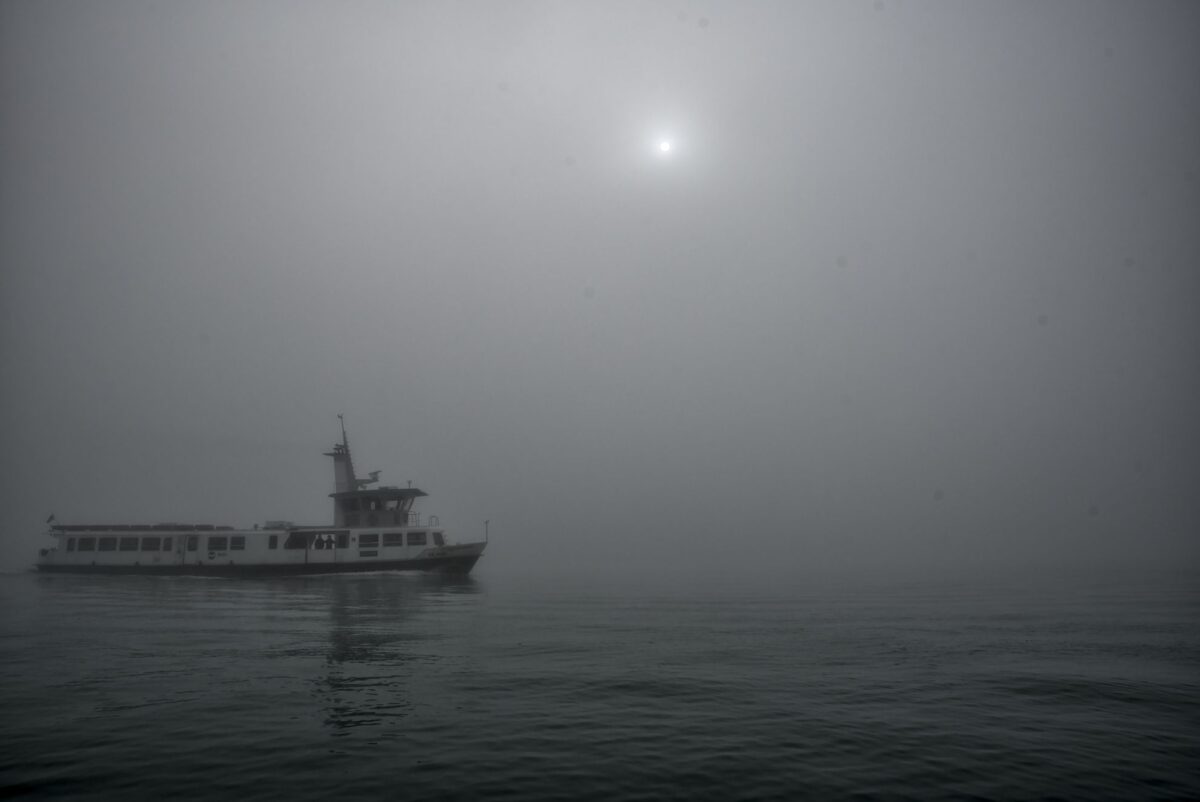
141,537,161,551
383,532,404,547
119,537,139,551
98,537,117,552
67,538,76,552
230,536,245,551
208,536,228,551
407,531,427,547
78,538,96,552
360,534,379,547
268,535,278,549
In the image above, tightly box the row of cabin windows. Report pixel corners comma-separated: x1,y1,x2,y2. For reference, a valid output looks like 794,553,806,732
184,535,247,551
69,536,174,552
203,536,246,551
68,531,442,554
359,532,441,548
67,535,249,553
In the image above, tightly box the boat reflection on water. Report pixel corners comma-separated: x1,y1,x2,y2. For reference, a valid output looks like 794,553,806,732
18,570,485,753
315,573,483,738
324,573,481,663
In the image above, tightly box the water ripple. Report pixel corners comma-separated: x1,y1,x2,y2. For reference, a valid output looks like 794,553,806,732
1,574,1197,800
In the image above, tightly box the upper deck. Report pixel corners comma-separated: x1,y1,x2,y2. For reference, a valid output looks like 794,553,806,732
51,523,235,533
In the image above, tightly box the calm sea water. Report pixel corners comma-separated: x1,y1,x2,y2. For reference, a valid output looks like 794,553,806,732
1,570,1197,800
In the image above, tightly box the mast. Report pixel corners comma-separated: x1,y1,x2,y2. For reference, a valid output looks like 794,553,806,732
324,414,358,496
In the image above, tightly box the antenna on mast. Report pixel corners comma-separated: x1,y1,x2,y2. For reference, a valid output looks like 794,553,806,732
338,413,349,450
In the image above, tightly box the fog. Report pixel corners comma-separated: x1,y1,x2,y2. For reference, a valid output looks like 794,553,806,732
2,1,1197,584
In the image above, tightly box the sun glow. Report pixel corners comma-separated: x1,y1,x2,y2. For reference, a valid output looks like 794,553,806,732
647,128,682,162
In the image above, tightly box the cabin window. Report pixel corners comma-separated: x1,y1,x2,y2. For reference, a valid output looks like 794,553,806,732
284,532,308,549
141,537,161,552
336,533,349,549
98,537,117,552
359,550,378,557
268,535,278,549
78,537,96,551
163,537,172,551
187,535,198,552
383,532,404,547
360,534,379,547
433,532,445,547
230,536,245,551
67,538,76,552
119,537,139,551
407,531,427,547
208,536,228,551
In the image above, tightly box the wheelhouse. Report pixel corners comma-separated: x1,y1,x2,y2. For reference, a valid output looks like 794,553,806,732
331,487,427,528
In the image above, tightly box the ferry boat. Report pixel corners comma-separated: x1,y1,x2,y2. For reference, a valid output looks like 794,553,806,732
35,418,486,576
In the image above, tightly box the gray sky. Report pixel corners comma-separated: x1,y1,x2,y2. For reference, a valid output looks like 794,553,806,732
2,0,1197,583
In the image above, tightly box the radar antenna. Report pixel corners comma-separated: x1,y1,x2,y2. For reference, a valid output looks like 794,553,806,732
353,470,381,489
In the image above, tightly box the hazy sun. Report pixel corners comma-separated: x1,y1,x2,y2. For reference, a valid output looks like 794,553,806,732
659,140,672,153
